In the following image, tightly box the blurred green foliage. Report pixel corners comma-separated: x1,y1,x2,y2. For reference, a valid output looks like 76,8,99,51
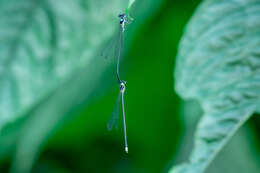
0,0,259,173
172,0,260,172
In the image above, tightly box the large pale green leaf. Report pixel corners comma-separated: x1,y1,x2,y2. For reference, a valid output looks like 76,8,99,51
0,0,125,131
171,0,260,173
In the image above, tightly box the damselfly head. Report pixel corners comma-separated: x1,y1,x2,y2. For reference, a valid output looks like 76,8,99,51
120,80,126,93
118,13,126,24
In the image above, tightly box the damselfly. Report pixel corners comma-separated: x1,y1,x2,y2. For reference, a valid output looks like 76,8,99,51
107,12,132,153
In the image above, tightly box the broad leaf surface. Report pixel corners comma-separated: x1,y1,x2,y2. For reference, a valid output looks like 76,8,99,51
171,0,260,172
0,0,131,172
0,0,126,131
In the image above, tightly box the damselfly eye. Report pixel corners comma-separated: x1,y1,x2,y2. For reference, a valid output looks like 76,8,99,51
120,83,124,89
120,82,126,92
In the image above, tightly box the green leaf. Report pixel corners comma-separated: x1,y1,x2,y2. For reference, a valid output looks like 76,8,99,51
207,123,260,173
0,0,126,134
171,0,260,173
0,0,131,172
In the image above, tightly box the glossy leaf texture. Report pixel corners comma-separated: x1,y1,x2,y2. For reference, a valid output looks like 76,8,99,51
171,0,260,173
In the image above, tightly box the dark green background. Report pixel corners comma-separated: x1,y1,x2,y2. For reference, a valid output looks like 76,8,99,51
39,0,200,172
